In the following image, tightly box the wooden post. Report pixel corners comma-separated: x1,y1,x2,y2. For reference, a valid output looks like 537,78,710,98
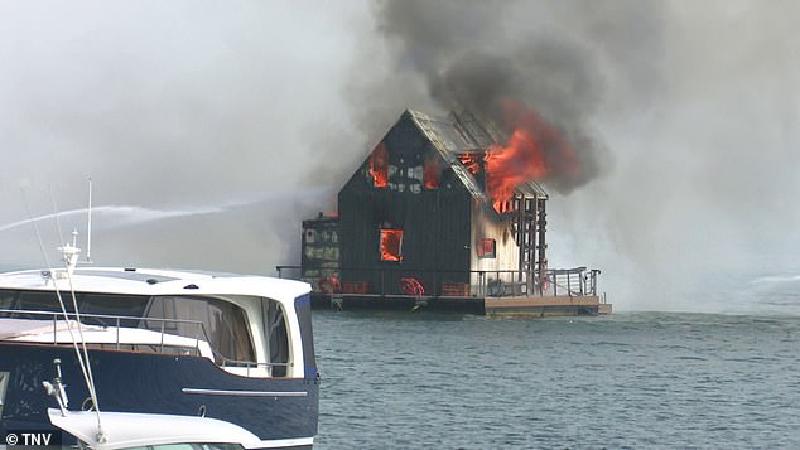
537,197,547,296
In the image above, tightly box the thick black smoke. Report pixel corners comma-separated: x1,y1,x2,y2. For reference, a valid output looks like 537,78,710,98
360,1,800,312
371,0,666,193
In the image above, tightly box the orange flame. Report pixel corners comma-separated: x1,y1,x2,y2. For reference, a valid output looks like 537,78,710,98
379,228,403,262
457,154,481,175
368,142,389,188
423,155,441,189
400,277,425,296
484,100,580,213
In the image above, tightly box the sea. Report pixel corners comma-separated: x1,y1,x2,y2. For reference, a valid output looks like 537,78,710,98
313,310,800,449
2,264,798,447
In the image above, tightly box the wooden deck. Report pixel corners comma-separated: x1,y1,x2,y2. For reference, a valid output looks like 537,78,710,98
485,295,612,317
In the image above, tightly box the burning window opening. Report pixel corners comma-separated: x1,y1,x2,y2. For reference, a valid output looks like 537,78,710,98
368,142,389,188
423,155,441,189
477,238,496,258
379,228,404,262
493,199,515,214
457,154,481,175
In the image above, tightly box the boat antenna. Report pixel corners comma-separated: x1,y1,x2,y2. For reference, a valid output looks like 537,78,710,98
49,185,66,247
86,177,93,263
21,188,105,442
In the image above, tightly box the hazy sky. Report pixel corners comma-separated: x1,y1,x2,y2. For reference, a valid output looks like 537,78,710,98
0,1,366,270
1,1,798,312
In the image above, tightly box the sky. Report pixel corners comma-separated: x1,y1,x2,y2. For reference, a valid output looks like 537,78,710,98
0,1,798,313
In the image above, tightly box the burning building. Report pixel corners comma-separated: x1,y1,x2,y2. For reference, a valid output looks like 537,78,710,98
280,108,610,316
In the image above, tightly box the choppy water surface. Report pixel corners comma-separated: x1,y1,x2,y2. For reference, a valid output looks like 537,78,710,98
313,311,800,448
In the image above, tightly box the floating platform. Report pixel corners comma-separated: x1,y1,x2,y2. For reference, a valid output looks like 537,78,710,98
310,293,612,317
485,295,612,318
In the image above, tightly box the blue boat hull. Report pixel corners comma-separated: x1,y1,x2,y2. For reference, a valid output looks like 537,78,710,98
0,343,319,448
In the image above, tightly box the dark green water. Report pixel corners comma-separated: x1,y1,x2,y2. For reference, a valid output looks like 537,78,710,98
313,311,800,448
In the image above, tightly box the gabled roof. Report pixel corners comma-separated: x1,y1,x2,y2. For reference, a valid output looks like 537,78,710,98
406,109,548,200
407,109,485,200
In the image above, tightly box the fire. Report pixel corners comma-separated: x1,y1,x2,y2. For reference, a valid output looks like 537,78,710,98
369,142,389,188
379,228,403,262
457,154,481,175
400,277,425,296
484,99,580,213
423,155,441,189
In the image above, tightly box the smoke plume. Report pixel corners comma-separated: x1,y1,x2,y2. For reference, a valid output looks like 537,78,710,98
352,0,800,312
371,0,649,193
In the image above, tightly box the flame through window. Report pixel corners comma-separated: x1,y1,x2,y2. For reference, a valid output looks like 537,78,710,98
368,142,389,188
477,238,496,258
379,228,404,262
423,155,440,189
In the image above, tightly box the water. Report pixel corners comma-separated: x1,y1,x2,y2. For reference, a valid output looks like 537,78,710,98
313,311,800,448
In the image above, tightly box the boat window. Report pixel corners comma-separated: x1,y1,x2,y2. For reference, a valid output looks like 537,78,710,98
80,294,150,320
145,296,255,363
1,290,150,316
0,371,8,418
9,291,150,326
295,294,316,377
261,298,289,377
0,290,14,309
115,444,244,450
0,290,255,363
17,290,73,313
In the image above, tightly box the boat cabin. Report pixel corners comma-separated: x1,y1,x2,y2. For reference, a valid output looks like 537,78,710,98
0,267,314,379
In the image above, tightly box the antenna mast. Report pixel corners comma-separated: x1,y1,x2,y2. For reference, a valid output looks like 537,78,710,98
86,177,92,262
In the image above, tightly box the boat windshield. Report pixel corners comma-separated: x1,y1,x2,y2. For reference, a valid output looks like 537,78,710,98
0,290,255,362
114,444,244,450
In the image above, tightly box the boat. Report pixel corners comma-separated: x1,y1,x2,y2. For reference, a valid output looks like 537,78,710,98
0,230,319,449
50,408,265,450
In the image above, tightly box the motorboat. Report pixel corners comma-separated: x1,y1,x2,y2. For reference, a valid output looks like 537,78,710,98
0,231,319,449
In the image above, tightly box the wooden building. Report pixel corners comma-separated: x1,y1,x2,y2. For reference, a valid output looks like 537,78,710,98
286,109,609,315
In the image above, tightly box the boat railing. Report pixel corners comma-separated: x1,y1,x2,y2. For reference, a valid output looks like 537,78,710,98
0,309,211,357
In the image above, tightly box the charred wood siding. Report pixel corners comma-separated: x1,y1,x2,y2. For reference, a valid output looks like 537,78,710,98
338,113,472,296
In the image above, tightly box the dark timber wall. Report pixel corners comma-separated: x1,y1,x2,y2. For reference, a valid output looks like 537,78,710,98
338,112,472,296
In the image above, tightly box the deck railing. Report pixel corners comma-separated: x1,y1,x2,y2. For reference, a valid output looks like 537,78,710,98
275,266,603,299
0,309,210,356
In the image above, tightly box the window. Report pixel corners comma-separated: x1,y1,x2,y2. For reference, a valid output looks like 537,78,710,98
380,229,404,262
424,156,440,189
368,142,389,188
118,444,244,450
0,290,14,309
261,298,289,377
0,371,8,418
294,295,316,378
145,296,255,363
477,238,496,258
0,290,255,364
